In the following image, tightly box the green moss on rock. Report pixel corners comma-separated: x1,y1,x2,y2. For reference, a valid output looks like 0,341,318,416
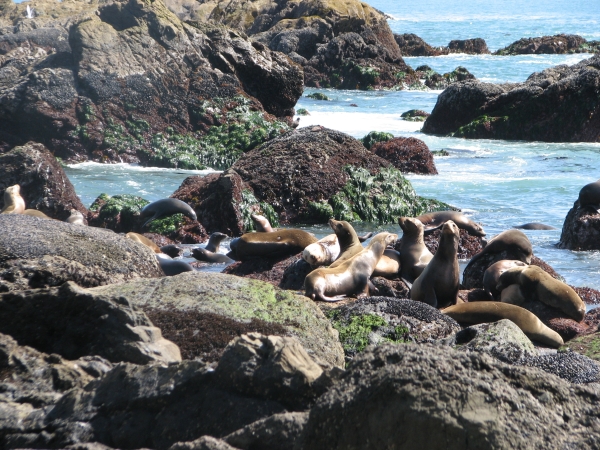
239,189,280,232
96,194,149,230
562,332,600,362
453,115,509,138
306,92,331,101
147,213,185,235
296,108,310,116
362,131,394,149
306,201,334,223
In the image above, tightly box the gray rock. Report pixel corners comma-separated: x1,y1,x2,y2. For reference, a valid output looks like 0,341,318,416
170,436,240,450
0,214,163,292
224,412,308,450
521,350,600,384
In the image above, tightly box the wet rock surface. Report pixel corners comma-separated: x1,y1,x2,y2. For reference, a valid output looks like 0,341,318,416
495,34,599,55
370,137,437,175
423,227,483,259
394,33,444,56
559,200,600,250
521,350,600,384
223,254,311,290
447,38,490,54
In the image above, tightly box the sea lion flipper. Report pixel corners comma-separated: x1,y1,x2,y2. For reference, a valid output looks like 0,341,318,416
422,223,444,235
421,286,438,308
358,232,373,242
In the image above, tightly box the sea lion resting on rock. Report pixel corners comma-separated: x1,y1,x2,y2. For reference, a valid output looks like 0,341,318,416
410,220,460,308
464,229,533,272
66,209,86,225
139,198,197,228
193,232,234,263
157,256,195,276
372,248,401,278
229,229,318,260
497,264,586,322
304,232,398,302
251,213,274,232
397,217,433,283
329,219,365,268
302,233,340,267
442,302,564,348
578,179,600,211
126,232,162,253
22,209,52,220
1,185,25,214
416,210,486,237
483,260,528,299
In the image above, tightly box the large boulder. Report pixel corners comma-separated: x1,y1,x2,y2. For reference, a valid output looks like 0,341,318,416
232,126,450,224
0,214,163,292
301,343,600,449
423,55,600,142
447,38,490,54
370,137,437,175
559,200,600,250
0,142,87,220
0,0,301,167
494,34,597,55
394,33,445,56
84,271,345,368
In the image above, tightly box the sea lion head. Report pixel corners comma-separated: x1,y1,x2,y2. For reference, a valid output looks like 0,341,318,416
251,213,274,232
467,221,486,237
329,218,358,246
398,217,425,236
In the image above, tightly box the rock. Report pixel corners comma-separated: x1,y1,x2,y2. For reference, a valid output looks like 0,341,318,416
0,281,181,364
85,272,345,368
0,142,87,220
424,66,476,90
170,436,240,450
423,55,600,142
521,351,600,384
447,38,490,54
323,297,461,361
517,299,589,341
361,130,393,150
449,319,537,364
576,287,600,305
232,127,450,224
0,214,163,292
559,201,600,250
494,34,595,55
564,331,600,363
223,254,311,289
369,277,410,298
394,33,445,56
422,227,483,259
223,412,308,450
371,137,438,175
400,109,430,122
301,343,600,449
0,0,301,167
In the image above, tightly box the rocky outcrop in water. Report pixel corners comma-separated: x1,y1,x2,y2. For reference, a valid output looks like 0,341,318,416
370,137,437,174
422,55,600,142
495,34,600,55
394,34,489,56
559,199,600,250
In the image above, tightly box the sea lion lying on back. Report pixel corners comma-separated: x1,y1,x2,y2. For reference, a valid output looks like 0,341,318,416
302,233,340,267
1,185,25,214
416,210,486,237
229,229,318,261
66,209,86,225
304,232,398,302
22,209,53,220
397,217,433,283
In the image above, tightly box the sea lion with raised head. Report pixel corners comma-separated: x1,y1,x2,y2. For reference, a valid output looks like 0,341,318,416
442,302,564,348
139,198,197,228
1,185,25,214
513,222,557,230
160,244,183,258
251,213,274,232
192,247,234,264
329,219,364,268
66,209,86,225
228,229,318,261
496,264,586,322
464,229,532,271
126,232,162,253
578,179,600,210
410,220,460,309
205,232,228,253
304,232,398,302
483,260,528,299
416,210,486,237
397,217,434,283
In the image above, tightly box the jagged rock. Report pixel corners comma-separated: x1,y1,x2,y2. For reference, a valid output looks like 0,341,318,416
394,33,445,56
0,281,181,364
369,277,410,298
85,271,345,368
301,343,600,449
494,34,597,55
223,412,308,450
370,137,437,175
423,54,600,142
447,38,490,54
0,214,163,292
170,436,240,450
422,228,483,259
424,66,476,90
223,254,311,290
559,200,600,250
0,142,87,220
400,109,430,122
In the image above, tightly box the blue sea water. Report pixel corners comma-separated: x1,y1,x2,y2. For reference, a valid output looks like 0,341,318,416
65,0,600,289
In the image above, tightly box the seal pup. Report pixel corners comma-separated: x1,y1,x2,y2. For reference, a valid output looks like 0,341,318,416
578,179,600,211
160,244,183,258
228,229,318,260
410,220,460,309
251,213,274,232
483,260,528,299
205,232,228,253
416,210,486,237
513,222,557,230
126,232,162,253
302,233,340,267
496,265,586,322
157,255,195,276
66,209,86,225
22,209,52,220
329,219,364,268
192,247,234,264
442,302,564,348
139,198,197,228
397,217,434,283
304,232,398,302
1,185,25,214
464,229,533,272
372,248,401,278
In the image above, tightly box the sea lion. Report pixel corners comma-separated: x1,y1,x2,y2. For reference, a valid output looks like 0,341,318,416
578,179,600,210
329,219,364,268
160,244,183,258
410,220,460,309
302,233,340,267
1,185,25,214
416,210,486,237
304,232,398,302
192,247,234,264
397,217,434,283
66,209,86,225
157,255,195,276
372,248,401,278
126,232,162,253
139,198,197,228
205,232,228,253
496,265,586,322
22,209,52,220
464,229,532,272
513,222,557,230
229,229,318,260
251,213,274,232
442,302,564,348
483,260,528,299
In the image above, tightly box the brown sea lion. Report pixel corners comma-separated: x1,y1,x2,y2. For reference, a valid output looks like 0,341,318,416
205,232,228,253
66,209,86,225
397,217,434,283
416,210,486,237
192,247,234,264
464,229,532,272
372,248,401,278
22,209,53,220
139,198,197,228
513,222,557,230
442,302,564,348
410,220,460,308
483,260,528,299
250,213,275,232
126,232,162,253
1,185,25,214
229,229,318,260
329,219,364,268
304,232,398,302
578,179,600,210
496,265,586,322
302,233,340,267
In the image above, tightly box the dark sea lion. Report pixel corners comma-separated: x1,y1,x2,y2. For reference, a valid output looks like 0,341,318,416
205,232,228,252
160,244,183,258
442,302,564,347
397,217,434,283
410,220,460,308
139,198,197,228
22,209,53,220
66,209,86,225
304,232,398,302
329,219,364,268
1,185,25,214
228,229,318,260
483,260,528,299
496,265,586,322
513,222,557,230
126,232,162,253
302,233,340,267
372,248,401,278
157,256,195,276
416,210,486,237
251,213,274,232
578,179,600,210
464,229,532,272
192,247,234,264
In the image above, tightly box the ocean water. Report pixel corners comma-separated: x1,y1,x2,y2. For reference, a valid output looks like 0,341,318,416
65,0,600,289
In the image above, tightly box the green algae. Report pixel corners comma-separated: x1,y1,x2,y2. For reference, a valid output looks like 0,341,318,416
296,108,310,116
239,189,279,232
306,201,334,223
361,131,394,149
561,333,600,362
147,213,185,235
306,92,331,101
453,115,509,138
431,150,450,156
401,110,429,122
